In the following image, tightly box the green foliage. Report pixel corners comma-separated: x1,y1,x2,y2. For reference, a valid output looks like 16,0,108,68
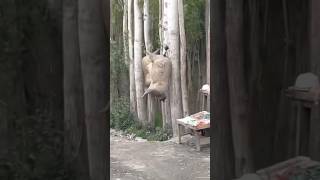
111,0,124,42
184,0,206,42
125,123,171,141
138,0,144,11
154,111,163,128
110,97,171,141
150,0,160,50
110,96,134,130
146,127,171,141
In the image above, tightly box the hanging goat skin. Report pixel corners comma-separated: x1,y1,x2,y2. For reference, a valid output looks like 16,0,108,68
142,55,153,87
142,54,171,101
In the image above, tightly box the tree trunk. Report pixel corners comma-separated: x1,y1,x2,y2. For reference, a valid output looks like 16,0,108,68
110,0,113,41
159,0,163,51
143,0,155,127
134,0,148,124
206,0,210,110
128,0,137,114
123,0,129,66
226,0,254,176
178,0,189,116
78,0,108,179
212,0,235,179
63,0,90,179
206,0,210,84
162,0,169,53
167,0,183,137
160,0,171,129
144,0,152,52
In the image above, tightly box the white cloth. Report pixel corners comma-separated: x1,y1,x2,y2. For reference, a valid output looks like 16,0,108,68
200,84,210,95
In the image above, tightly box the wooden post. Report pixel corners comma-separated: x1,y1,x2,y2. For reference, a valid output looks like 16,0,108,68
309,103,320,160
295,102,302,156
310,0,320,76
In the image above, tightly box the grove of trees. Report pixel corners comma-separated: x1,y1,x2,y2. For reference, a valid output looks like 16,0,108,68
110,0,210,137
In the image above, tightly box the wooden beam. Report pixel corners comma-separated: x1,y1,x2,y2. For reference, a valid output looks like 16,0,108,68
310,0,320,76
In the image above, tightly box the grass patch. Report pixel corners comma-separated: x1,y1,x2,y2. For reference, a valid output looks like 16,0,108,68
111,97,171,141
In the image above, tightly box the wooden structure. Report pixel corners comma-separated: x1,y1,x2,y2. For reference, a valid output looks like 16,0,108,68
200,84,210,111
177,111,210,151
285,73,320,159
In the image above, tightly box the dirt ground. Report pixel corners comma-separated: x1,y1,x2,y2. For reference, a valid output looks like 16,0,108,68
110,129,210,180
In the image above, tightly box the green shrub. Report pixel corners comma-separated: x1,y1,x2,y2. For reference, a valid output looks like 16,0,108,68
111,96,172,141
147,127,171,141
110,96,134,130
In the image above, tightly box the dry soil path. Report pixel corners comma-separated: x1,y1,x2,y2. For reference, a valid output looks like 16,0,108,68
110,129,210,180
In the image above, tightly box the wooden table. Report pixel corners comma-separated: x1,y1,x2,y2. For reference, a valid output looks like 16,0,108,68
177,112,210,151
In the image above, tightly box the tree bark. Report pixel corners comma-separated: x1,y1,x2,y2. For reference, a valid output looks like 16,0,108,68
160,0,172,129
178,0,189,116
162,0,169,53
159,0,163,51
212,0,235,179
78,0,108,179
63,0,90,179
167,0,183,137
134,0,148,124
144,0,152,52
206,0,210,84
128,0,137,114
143,0,155,127
226,0,254,176
123,0,129,66
206,0,210,110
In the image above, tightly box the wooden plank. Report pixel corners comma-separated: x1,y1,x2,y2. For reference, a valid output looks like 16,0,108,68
310,0,320,76
296,103,302,156
285,89,320,102
309,104,320,161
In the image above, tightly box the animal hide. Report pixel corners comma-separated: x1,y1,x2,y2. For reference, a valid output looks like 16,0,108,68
142,55,153,87
142,54,171,101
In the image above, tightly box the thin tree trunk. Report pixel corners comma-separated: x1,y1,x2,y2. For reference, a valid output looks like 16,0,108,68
110,0,113,41
123,0,129,66
178,0,189,117
206,0,210,110
226,0,254,176
143,0,155,127
162,0,169,53
167,0,183,137
206,0,210,84
78,0,108,179
128,0,137,114
212,0,235,179
144,0,152,52
134,0,148,124
159,0,163,51
63,0,89,179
